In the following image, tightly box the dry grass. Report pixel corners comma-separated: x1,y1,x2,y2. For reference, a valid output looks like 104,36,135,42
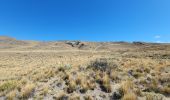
70,93,80,100
0,44,170,99
0,80,18,96
122,92,137,100
87,80,96,90
67,80,77,93
55,91,68,100
40,86,49,96
121,80,134,94
20,83,35,98
6,90,17,100
110,70,118,80
145,92,164,100
84,95,93,100
101,73,112,93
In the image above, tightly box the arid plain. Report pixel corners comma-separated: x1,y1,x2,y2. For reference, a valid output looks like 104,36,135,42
0,36,170,100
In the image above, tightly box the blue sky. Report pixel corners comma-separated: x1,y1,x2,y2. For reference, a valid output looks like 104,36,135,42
0,0,170,42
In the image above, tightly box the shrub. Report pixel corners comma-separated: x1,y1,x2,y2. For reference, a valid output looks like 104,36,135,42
88,58,114,71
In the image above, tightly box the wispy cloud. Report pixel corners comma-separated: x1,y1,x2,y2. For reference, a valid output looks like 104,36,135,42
156,40,161,43
156,40,170,43
154,35,161,39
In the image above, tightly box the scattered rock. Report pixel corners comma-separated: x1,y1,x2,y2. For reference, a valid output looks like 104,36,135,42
133,42,145,45
110,90,123,100
65,41,80,47
57,83,62,88
144,92,165,100
78,43,85,49
128,70,133,76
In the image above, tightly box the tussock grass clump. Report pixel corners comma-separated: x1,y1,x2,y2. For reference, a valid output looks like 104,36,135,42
67,80,76,93
95,71,103,83
84,95,93,100
70,93,80,100
120,80,138,100
0,80,18,94
121,80,134,94
75,77,82,85
6,90,17,100
40,86,49,96
144,67,151,73
20,83,35,99
55,92,68,100
58,66,66,72
62,72,70,81
44,69,56,78
161,86,170,95
80,81,88,94
75,73,84,85
110,70,118,81
100,73,112,93
87,80,96,90
122,92,137,100
32,68,57,82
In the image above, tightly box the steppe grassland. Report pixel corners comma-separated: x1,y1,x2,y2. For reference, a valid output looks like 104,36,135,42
0,50,170,99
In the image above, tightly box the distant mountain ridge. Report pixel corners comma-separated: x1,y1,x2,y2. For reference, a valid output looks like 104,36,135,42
0,36,170,51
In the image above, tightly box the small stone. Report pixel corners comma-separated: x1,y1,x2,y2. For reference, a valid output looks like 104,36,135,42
110,91,123,100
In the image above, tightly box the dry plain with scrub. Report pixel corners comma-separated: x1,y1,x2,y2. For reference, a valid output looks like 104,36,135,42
0,36,170,100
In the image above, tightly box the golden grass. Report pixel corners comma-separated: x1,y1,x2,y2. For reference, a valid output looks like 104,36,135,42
67,80,76,93
20,83,35,98
110,70,118,80
84,95,93,100
0,80,18,96
80,80,89,93
6,90,17,100
55,91,68,100
70,93,80,100
121,80,134,94
40,86,49,96
122,92,137,100
101,73,112,93
0,49,170,99
87,80,96,90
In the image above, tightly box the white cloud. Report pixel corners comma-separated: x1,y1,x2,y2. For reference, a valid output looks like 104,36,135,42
154,35,161,39
155,41,170,43
156,41,161,43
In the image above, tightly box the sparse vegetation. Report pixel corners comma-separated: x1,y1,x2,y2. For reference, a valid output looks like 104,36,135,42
0,38,170,99
0,80,18,95
6,90,16,100
20,83,35,99
122,92,137,100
